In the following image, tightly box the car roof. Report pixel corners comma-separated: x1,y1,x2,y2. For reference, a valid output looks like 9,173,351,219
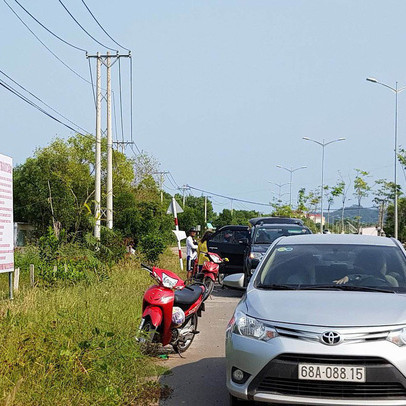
276,234,398,247
256,224,308,228
217,225,249,231
249,217,304,226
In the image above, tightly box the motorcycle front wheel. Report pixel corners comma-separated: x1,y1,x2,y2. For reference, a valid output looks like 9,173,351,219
139,319,158,343
173,313,198,353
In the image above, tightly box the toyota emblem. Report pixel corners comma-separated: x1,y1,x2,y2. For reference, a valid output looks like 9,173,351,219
321,331,341,345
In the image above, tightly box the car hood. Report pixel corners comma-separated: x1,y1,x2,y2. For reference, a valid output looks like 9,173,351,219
245,289,406,327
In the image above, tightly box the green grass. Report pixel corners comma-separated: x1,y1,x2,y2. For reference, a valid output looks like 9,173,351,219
0,249,180,405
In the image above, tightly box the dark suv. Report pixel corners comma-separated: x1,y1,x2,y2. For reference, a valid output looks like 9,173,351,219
243,217,312,285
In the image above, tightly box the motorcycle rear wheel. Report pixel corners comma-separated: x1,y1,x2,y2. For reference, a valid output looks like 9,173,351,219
203,276,215,300
173,313,198,353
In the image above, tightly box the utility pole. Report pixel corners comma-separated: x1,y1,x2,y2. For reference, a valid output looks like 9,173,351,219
179,185,190,207
87,51,131,238
94,52,102,239
106,51,113,229
152,171,169,203
204,195,211,227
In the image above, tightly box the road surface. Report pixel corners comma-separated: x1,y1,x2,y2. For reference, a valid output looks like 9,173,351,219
160,285,243,405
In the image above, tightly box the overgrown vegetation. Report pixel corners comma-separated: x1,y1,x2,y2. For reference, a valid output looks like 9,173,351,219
0,250,178,405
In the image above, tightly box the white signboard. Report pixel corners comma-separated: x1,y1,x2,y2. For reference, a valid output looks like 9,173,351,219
0,154,13,274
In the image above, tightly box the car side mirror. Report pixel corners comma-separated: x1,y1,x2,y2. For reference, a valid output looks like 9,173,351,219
223,273,245,289
239,238,249,245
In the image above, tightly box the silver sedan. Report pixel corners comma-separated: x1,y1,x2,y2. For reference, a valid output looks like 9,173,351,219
225,234,406,405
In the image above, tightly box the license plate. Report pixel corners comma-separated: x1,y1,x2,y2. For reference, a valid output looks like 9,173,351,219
298,363,366,382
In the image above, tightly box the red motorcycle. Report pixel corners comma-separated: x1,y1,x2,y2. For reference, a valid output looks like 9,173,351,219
193,252,229,300
138,263,205,353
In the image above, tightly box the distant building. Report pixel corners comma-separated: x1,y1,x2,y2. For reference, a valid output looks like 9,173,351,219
307,213,325,225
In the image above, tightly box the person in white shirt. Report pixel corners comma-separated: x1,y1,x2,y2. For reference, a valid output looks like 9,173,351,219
186,227,198,279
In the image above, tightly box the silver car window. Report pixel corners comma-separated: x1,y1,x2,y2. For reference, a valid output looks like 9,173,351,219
257,244,406,291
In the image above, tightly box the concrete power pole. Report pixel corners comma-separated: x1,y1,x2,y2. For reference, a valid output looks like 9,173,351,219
87,51,131,238
94,53,102,239
106,52,113,229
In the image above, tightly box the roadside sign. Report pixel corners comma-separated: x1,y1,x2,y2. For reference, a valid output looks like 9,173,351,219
0,154,13,274
172,230,187,241
166,199,184,215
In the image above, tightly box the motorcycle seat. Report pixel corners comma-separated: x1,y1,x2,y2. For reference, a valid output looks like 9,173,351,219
174,285,203,306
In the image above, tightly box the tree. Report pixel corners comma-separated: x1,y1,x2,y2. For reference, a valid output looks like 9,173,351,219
373,179,400,236
14,134,133,239
353,169,371,230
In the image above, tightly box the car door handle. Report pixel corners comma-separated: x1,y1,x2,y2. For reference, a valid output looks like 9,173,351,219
210,247,218,250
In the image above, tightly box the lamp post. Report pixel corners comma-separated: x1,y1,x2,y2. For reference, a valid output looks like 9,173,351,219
275,166,307,207
268,181,289,201
366,77,406,240
302,137,346,233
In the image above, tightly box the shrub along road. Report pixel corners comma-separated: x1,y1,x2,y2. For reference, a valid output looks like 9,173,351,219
159,285,243,405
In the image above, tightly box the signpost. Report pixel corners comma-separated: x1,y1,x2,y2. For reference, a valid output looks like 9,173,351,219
0,154,14,299
167,197,185,270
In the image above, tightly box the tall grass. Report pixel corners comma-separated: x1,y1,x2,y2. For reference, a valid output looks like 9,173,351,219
0,249,180,405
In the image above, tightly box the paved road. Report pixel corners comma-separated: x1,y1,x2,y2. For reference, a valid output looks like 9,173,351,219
160,285,243,405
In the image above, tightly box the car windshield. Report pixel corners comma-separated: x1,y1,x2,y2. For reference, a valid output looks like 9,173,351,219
253,226,310,244
255,244,406,292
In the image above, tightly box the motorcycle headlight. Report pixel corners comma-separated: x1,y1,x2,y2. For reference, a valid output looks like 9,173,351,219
249,252,264,260
161,272,178,289
232,311,278,342
387,328,406,346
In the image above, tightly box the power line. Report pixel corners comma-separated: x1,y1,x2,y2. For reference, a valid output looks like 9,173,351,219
57,0,117,52
0,79,88,136
168,172,180,189
165,173,178,190
130,56,134,143
187,184,271,207
4,0,91,84
0,69,90,134
81,0,130,52
12,0,87,52
118,57,125,143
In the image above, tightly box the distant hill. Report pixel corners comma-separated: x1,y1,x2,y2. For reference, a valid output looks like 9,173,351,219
327,205,379,225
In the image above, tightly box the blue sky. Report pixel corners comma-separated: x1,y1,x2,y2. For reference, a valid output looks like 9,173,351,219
2,0,406,213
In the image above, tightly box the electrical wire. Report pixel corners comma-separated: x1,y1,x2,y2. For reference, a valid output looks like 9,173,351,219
0,79,89,136
0,71,90,134
57,0,117,52
87,57,96,108
118,57,125,143
187,184,271,207
168,172,180,189
4,0,91,84
130,56,133,143
80,0,130,52
12,0,87,52
165,173,178,190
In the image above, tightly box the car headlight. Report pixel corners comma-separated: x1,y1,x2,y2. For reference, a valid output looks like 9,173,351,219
387,328,406,346
249,252,264,260
232,311,278,342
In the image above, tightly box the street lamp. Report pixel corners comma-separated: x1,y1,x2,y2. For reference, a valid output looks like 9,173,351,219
302,137,346,233
366,77,406,240
268,181,289,201
275,166,307,207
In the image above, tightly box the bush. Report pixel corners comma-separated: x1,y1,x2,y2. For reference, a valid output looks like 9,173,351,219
139,234,165,264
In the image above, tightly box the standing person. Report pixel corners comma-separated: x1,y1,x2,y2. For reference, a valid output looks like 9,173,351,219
186,227,198,279
197,230,213,272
